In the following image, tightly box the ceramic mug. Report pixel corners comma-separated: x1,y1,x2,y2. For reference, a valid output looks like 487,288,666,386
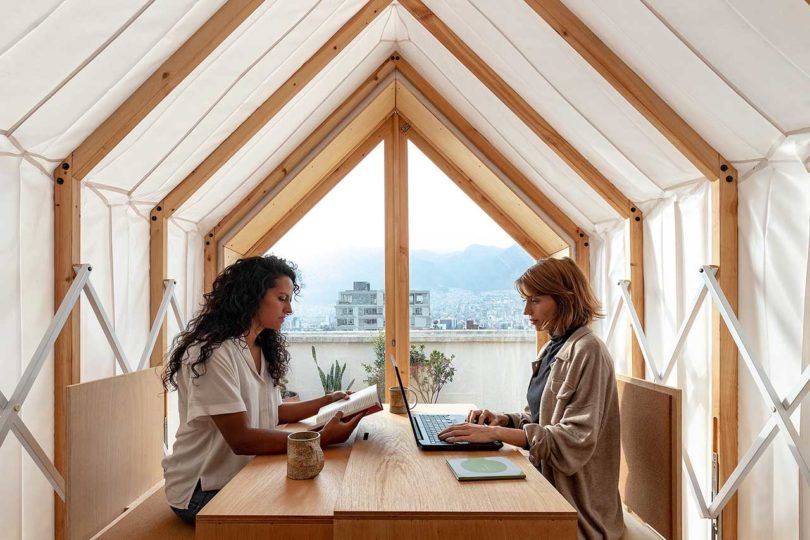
389,386,418,414
287,431,325,480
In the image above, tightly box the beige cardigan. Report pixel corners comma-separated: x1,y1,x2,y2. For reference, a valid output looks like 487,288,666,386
505,326,624,540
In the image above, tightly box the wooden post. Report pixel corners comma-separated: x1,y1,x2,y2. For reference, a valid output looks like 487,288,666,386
575,234,590,281
712,170,739,538
53,156,80,540
149,207,168,368
384,114,409,392
203,233,217,294
627,214,645,379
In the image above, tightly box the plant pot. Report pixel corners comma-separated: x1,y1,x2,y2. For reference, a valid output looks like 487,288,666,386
282,391,300,403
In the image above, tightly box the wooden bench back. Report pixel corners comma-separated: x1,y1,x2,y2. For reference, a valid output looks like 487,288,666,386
616,375,682,539
65,368,164,540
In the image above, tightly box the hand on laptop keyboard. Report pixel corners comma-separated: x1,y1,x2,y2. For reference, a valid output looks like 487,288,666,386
438,421,500,444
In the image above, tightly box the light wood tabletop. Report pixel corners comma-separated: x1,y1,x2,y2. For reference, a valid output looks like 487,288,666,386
196,404,577,540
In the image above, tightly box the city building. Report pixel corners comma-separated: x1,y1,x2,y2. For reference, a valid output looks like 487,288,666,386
334,281,431,330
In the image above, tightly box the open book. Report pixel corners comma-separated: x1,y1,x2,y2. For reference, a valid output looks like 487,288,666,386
299,385,382,429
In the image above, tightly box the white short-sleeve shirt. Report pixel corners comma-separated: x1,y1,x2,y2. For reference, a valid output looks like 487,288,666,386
162,338,281,509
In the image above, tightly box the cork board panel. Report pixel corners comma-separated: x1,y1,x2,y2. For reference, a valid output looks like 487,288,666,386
617,375,682,539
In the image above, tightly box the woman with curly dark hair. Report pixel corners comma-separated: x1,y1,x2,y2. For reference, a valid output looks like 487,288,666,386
162,255,363,525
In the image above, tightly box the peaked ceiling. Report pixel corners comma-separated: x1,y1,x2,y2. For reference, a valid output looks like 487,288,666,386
2,0,808,234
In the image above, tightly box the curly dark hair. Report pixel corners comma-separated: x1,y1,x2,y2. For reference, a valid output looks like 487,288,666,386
162,255,300,391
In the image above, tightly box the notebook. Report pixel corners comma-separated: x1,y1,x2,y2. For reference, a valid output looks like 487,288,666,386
446,456,527,481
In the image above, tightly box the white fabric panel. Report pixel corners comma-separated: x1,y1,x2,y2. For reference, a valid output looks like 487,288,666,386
641,181,712,540
87,0,369,202
0,0,63,57
423,0,667,201
562,0,783,160
0,152,55,540
178,21,393,230
397,9,617,229
9,1,223,157
641,0,810,134
80,185,151,381
0,154,23,540
590,220,629,375
737,158,810,540
0,0,153,130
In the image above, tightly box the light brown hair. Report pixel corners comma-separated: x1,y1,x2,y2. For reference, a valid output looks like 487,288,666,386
515,257,603,336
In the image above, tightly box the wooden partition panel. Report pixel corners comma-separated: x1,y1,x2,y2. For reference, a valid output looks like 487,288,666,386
616,375,682,540
65,369,164,540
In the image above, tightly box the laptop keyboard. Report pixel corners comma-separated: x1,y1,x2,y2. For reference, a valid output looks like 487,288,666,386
419,414,457,444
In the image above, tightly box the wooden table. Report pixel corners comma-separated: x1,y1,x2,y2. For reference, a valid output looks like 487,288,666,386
197,404,576,539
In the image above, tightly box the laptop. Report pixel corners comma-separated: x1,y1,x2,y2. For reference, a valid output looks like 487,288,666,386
390,355,503,451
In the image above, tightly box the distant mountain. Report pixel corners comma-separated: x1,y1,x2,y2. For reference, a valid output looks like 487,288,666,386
293,244,533,307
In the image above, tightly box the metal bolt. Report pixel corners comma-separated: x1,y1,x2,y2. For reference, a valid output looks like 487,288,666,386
630,207,637,213
720,164,729,172
584,242,589,247
634,216,641,222
61,163,70,170
13,404,21,412
156,205,162,211
771,406,777,413
56,178,64,185
725,175,733,183
151,215,157,221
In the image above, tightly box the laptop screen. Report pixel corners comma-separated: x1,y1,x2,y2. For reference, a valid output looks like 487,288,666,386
389,354,423,442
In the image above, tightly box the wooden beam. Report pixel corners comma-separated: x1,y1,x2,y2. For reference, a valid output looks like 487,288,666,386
227,82,395,254
406,124,547,260
247,122,389,256
204,58,397,287
712,174,739,539
160,0,392,217
395,80,567,255
523,0,736,184
384,114,409,392
71,0,265,180
395,56,582,240
53,158,80,540
148,207,168,368
398,0,634,218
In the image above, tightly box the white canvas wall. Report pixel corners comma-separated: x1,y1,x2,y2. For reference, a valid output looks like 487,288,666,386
737,155,810,540
0,155,55,540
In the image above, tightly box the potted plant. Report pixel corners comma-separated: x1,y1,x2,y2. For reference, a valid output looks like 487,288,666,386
410,346,456,404
362,331,456,403
312,346,355,393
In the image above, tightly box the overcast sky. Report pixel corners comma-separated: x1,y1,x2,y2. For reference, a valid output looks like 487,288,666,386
273,142,515,266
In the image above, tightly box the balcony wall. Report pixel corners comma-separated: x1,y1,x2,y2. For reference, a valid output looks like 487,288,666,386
285,330,536,413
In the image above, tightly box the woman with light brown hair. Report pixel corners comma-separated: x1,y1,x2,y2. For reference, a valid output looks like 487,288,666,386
439,257,624,539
